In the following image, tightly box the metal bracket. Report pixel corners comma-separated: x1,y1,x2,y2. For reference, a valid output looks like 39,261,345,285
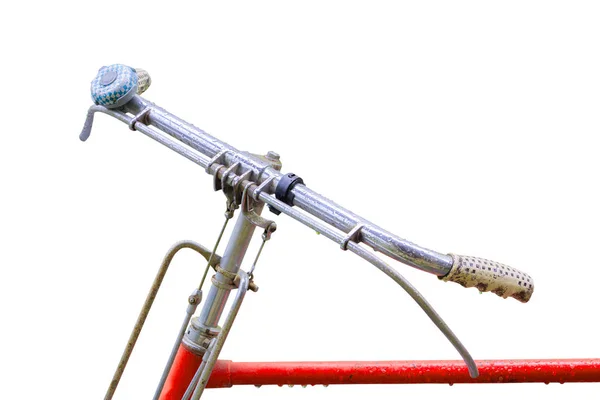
253,175,276,201
186,271,252,400
232,170,252,205
341,224,364,251
206,149,231,175
211,266,238,290
212,165,226,192
211,266,259,294
221,162,240,209
128,106,151,131
240,182,277,234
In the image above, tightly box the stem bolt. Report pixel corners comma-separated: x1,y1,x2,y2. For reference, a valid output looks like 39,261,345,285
266,151,280,161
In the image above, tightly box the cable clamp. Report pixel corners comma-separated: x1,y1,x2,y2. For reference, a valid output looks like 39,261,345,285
128,106,151,131
341,224,364,251
275,173,304,206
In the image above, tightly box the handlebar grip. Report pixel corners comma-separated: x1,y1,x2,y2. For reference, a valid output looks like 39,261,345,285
440,254,534,303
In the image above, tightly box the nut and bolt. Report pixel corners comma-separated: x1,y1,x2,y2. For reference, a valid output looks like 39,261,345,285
266,151,280,161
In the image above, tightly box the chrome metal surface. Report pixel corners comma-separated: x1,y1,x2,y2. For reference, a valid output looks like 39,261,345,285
253,175,276,201
82,102,452,281
196,202,265,329
190,271,251,400
291,185,454,274
81,105,210,168
340,223,364,251
182,318,220,356
121,96,454,276
198,211,233,290
128,106,151,131
84,99,452,275
183,200,265,358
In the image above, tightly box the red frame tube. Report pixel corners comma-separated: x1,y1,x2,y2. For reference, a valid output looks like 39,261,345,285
208,358,600,387
159,346,600,399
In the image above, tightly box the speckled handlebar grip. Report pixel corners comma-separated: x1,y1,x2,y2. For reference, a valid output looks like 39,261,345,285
440,254,534,303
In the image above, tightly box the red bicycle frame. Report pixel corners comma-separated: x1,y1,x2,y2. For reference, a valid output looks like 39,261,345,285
158,344,600,399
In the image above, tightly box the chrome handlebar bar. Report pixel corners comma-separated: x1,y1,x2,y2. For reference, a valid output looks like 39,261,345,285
81,90,533,303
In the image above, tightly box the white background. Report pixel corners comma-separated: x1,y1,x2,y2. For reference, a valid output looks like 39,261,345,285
1,1,599,399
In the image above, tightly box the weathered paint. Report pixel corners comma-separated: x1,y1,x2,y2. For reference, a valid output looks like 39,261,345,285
158,345,600,397
207,359,600,387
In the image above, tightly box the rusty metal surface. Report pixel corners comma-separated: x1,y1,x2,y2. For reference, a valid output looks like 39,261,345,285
104,240,219,400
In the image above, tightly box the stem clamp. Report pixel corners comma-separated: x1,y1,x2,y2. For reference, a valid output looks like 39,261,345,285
341,224,364,251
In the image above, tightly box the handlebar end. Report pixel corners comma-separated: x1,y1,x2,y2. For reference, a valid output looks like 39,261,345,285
441,254,534,303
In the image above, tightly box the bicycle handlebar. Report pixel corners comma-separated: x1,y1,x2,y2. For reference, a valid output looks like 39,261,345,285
80,64,534,304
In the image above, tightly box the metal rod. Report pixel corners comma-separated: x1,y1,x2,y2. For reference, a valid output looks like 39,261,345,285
82,106,210,168
347,241,479,378
190,271,251,400
153,289,201,400
197,203,264,328
199,214,232,290
104,240,218,400
252,194,478,376
122,96,453,276
204,359,600,387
